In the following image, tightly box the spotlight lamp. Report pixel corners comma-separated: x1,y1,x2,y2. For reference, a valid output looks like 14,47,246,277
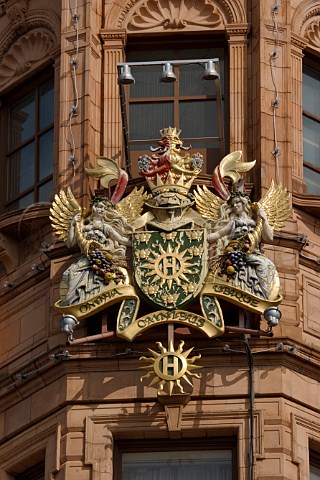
118,64,135,84
202,60,220,81
60,314,79,341
263,306,282,330
159,62,177,83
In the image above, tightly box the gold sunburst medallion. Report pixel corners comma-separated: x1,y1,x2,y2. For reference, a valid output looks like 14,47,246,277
140,340,202,395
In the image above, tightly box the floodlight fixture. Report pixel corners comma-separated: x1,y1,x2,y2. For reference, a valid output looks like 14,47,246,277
159,62,177,83
202,60,220,80
118,64,135,84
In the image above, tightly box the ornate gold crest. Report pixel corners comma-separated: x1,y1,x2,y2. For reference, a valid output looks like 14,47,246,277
133,229,208,310
50,127,290,395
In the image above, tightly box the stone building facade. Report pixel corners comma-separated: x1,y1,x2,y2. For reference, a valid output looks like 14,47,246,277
0,0,319,479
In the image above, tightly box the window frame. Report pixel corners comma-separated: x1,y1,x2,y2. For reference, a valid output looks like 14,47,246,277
310,449,320,479
0,67,55,213
124,35,229,176
114,437,238,480
302,55,320,195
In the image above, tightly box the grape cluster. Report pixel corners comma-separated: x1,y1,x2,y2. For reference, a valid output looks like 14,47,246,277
88,248,126,285
220,241,250,278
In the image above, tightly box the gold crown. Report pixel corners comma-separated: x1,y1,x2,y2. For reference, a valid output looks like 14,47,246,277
145,171,196,197
139,127,204,197
160,126,182,141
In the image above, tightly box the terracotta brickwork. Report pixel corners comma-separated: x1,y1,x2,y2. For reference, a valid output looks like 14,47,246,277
0,1,320,479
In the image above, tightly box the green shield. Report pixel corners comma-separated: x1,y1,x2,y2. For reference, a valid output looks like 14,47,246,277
133,229,208,310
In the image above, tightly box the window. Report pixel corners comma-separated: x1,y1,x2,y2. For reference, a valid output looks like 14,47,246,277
15,461,45,480
115,438,237,480
1,70,54,212
310,450,320,480
125,37,227,176
303,60,320,195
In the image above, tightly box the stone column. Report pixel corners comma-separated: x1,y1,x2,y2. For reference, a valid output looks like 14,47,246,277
291,33,308,194
226,24,250,161
100,30,127,168
60,0,103,203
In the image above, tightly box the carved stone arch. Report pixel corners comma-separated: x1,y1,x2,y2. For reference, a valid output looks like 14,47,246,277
292,1,320,51
104,0,247,33
0,28,57,90
0,7,60,61
0,7,60,91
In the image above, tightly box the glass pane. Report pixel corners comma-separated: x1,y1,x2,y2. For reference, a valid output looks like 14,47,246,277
39,128,54,179
38,179,53,203
128,49,174,98
303,166,320,195
179,48,224,96
303,115,320,167
40,79,54,129
9,93,35,150
129,65,174,98
6,192,35,212
18,192,35,210
129,102,174,140
7,142,35,200
122,450,232,480
303,67,320,118
311,464,320,480
180,100,220,138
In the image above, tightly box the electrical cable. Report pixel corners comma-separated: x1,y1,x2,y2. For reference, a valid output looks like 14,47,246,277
270,1,281,184
243,335,255,480
65,0,80,191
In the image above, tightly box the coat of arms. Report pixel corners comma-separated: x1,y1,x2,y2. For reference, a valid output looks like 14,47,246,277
50,127,290,395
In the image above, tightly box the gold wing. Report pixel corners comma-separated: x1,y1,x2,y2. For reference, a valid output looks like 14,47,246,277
256,180,291,231
116,187,150,225
50,187,82,241
194,185,225,221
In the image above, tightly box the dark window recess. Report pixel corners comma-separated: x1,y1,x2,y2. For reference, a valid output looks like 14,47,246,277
16,461,45,480
114,438,237,480
1,70,54,213
303,60,320,195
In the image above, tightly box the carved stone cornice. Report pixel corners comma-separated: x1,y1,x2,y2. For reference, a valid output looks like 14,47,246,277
99,29,127,48
291,32,308,52
293,192,320,218
225,23,250,39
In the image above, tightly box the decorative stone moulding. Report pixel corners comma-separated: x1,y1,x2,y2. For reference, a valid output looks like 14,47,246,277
0,29,54,89
126,0,223,32
291,1,320,37
304,19,320,51
106,0,246,31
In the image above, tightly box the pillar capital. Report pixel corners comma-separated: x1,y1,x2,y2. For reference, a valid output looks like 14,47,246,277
100,29,127,49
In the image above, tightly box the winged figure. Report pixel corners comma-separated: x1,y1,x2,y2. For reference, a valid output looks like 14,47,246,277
50,185,148,306
195,179,290,301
